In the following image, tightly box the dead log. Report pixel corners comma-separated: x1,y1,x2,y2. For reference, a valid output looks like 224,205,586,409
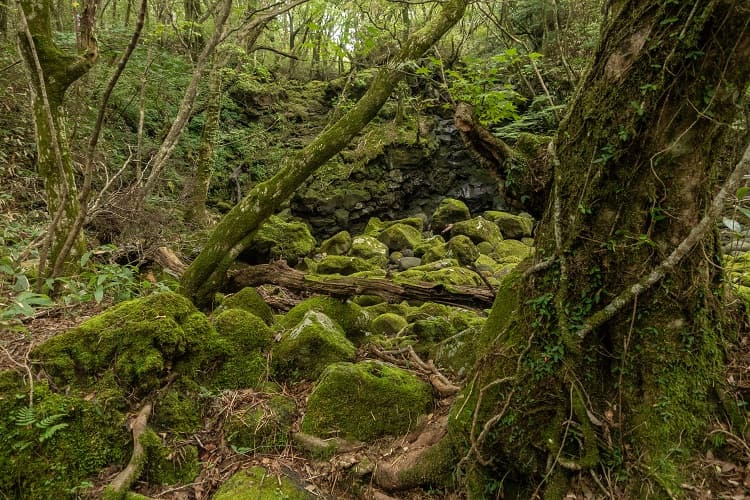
227,261,495,309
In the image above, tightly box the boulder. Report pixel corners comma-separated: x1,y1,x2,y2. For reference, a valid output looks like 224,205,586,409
414,235,445,258
315,255,379,275
483,210,534,239
377,223,423,251
349,235,389,266
214,467,313,500
273,311,356,381
320,230,352,256
398,256,422,270
212,308,272,351
447,235,479,266
450,216,503,247
431,198,471,233
370,312,408,336
492,239,534,264
301,361,432,442
244,215,316,265
278,296,369,340
218,287,274,325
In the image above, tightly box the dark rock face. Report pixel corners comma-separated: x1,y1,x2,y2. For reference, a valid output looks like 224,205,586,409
291,119,503,239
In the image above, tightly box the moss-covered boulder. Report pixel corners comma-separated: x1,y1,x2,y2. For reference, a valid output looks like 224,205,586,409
245,214,316,265
397,264,484,287
476,241,495,255
152,386,202,433
349,235,389,266
33,292,227,395
315,255,379,275
450,216,503,247
483,211,534,239
364,216,424,236
447,235,479,266
370,312,408,336
213,308,273,350
301,361,432,442
278,296,370,340
431,198,471,233
421,241,449,264
217,287,274,326
434,326,482,378
414,235,445,258
225,393,297,454
492,239,534,264
214,467,314,500
273,311,357,381
377,223,423,251
0,373,130,497
141,431,201,486
320,230,352,256
403,317,456,343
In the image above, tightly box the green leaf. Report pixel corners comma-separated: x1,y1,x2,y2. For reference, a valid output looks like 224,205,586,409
94,286,104,303
736,186,750,200
80,251,92,267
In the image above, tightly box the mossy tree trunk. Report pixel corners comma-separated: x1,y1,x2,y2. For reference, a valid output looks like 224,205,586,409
17,0,98,277
451,1,750,497
181,0,469,308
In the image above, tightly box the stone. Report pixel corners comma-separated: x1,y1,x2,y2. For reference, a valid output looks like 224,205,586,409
483,210,534,239
450,216,503,247
217,287,274,325
225,393,297,454
398,256,422,270
492,239,534,264
431,198,471,233
301,361,432,442
212,308,272,351
377,223,423,251
320,230,352,256
414,235,445,258
421,242,448,264
244,215,316,266
447,235,479,266
213,467,313,500
370,313,408,336
349,235,389,266
315,255,378,275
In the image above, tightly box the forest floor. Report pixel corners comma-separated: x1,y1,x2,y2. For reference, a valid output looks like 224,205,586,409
4,289,750,499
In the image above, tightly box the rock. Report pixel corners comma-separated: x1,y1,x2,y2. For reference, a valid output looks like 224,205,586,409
244,215,316,266
349,235,389,266
396,264,484,287
483,210,534,239
212,309,272,351
217,287,274,325
414,235,445,258
434,326,482,378
273,311,357,381
404,317,456,343
278,296,370,340
389,251,404,265
214,467,314,500
492,239,534,264
398,256,422,270
225,393,297,454
421,242,449,264
212,309,271,390
316,255,379,275
320,230,352,255
370,313,408,336
377,223,423,251
431,198,471,233
301,361,432,442
476,241,495,255
447,235,479,266
450,216,503,247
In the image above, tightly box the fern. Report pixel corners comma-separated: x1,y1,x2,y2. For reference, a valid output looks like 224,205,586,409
39,423,69,442
35,413,67,429
13,406,36,426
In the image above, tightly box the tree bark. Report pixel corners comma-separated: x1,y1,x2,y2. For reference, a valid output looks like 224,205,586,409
180,0,469,309
227,261,495,309
446,1,750,497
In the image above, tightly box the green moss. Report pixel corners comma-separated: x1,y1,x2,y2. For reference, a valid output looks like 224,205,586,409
404,317,456,343
348,235,389,266
450,216,503,247
434,326,482,377
364,216,425,237
217,287,274,325
152,387,202,434
377,222,423,251
447,235,479,266
32,292,227,396
247,215,317,265
213,467,314,499
315,255,380,275
301,361,432,441
492,239,534,264
213,308,273,350
482,211,534,239
214,351,269,390
370,312,408,336
273,310,357,381
431,198,471,233
225,394,297,454
351,294,386,306
141,430,201,485
397,265,484,287
320,230,352,255
422,241,449,263
278,296,370,340
414,235,446,258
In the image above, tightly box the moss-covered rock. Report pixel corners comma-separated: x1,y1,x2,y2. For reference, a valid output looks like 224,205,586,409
141,430,200,486
431,198,471,233
483,211,534,239
209,308,272,390
370,312,408,336
152,386,202,434
245,215,316,265
348,235,389,266
476,241,495,255
278,296,370,340
447,235,479,266
32,292,227,396
301,361,432,442
397,264,484,287
403,317,456,343
434,326,482,378
316,255,379,275
364,216,425,236
320,230,352,255
492,239,534,264
213,308,273,350
421,241,449,264
414,235,446,258
377,223,423,251
273,311,357,381
214,467,314,500
450,216,503,247
217,287,274,326
225,393,297,454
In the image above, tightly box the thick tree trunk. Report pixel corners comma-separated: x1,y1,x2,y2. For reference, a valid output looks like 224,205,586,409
17,0,98,278
446,2,750,497
181,0,469,308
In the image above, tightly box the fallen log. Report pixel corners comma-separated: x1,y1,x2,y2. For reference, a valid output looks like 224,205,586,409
227,261,496,309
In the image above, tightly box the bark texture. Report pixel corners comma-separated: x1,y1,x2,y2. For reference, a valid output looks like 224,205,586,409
449,2,750,497
181,0,469,308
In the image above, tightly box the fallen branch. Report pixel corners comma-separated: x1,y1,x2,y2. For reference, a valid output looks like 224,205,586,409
228,261,495,309
105,403,152,496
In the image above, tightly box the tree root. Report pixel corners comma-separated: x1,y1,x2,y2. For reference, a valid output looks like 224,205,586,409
104,403,152,497
369,345,460,396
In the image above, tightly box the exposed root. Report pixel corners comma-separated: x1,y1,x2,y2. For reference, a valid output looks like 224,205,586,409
105,403,152,496
369,345,460,396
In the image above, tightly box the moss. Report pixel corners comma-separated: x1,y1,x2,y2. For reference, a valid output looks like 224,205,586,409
217,287,274,326
273,310,357,381
152,387,202,434
434,326,482,377
370,312,408,336
397,265,484,287
414,235,446,258
450,216,503,247
225,394,297,454
214,351,269,390
404,317,456,343
422,241,449,263
320,230,352,255
213,467,314,499
348,235,389,266
0,375,130,497
431,198,471,233
377,222,423,251
482,211,534,239
301,361,432,441
447,235,479,266
351,294,386,306
32,292,228,396
364,216,425,237
492,239,534,264
315,255,380,275
246,214,317,266
278,296,370,340
476,241,495,255
212,308,273,350
141,430,201,485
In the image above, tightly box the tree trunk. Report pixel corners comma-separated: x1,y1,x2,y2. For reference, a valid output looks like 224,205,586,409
447,1,750,497
180,0,469,308
183,58,221,226
17,0,98,278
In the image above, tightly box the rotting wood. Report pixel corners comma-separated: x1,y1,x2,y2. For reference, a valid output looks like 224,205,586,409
227,261,495,309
